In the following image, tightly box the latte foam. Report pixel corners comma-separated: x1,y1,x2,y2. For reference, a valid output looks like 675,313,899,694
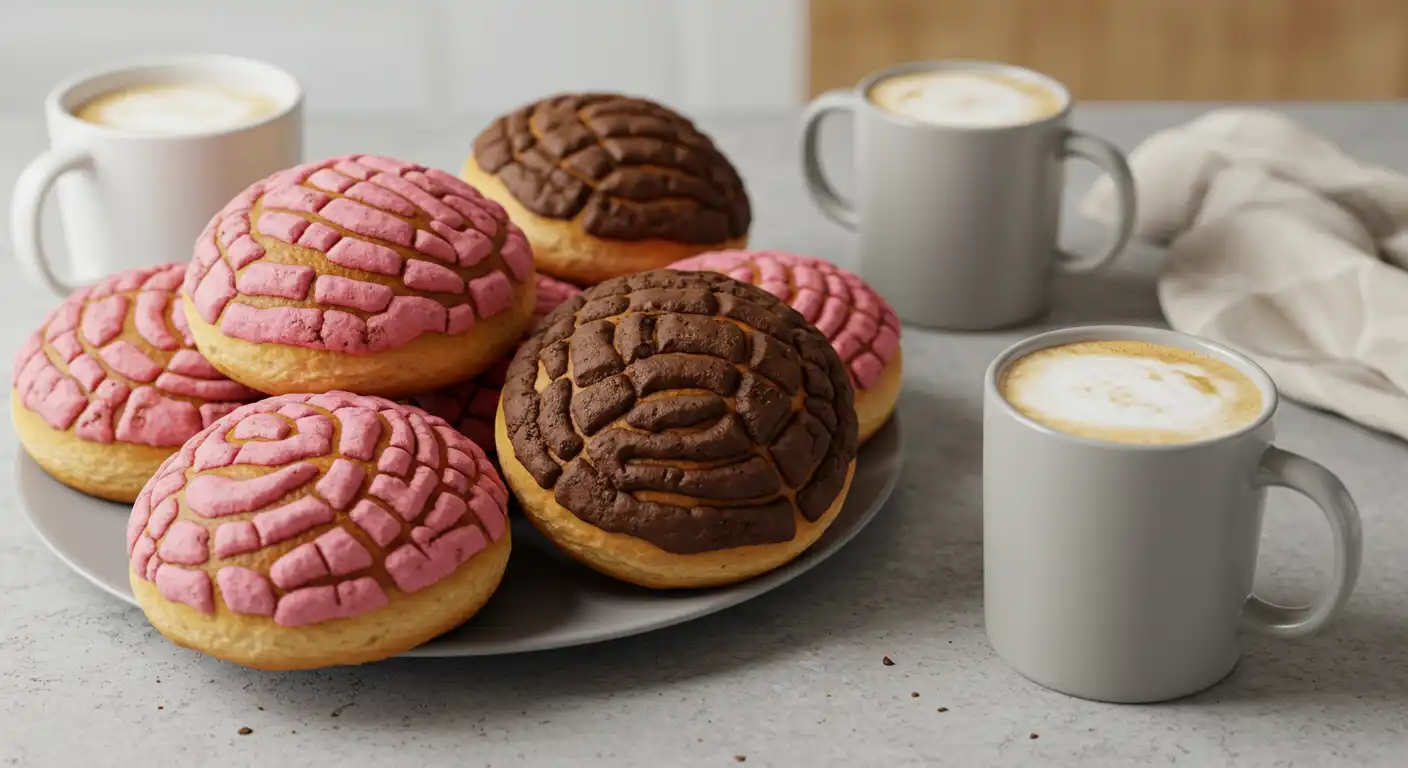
999,340,1264,445
75,83,280,134
868,70,1063,128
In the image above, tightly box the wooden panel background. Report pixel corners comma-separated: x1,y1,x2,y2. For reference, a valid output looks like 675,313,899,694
809,0,1408,100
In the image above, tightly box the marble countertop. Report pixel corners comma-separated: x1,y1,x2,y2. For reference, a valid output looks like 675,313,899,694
2,104,1406,767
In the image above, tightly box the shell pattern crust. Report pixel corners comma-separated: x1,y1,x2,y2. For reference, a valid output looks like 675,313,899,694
502,270,859,555
183,154,535,355
12,262,261,446
126,391,509,628
473,94,750,244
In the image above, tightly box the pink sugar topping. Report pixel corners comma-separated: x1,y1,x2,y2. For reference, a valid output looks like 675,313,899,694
531,274,582,329
126,392,508,627
184,155,535,354
12,263,257,447
671,250,902,389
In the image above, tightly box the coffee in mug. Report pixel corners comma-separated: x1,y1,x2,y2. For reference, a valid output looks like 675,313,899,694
998,340,1264,445
10,54,303,297
801,60,1137,330
74,83,282,134
867,70,1065,128
983,326,1361,703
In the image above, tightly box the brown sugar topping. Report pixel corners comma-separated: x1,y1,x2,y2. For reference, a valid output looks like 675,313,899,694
473,94,751,243
502,270,858,553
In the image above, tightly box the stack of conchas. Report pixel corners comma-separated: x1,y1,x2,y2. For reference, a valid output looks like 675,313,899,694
14,91,895,670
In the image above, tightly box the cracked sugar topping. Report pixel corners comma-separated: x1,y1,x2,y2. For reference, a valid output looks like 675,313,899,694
473,94,750,243
184,154,533,354
670,251,901,390
13,263,260,446
502,270,858,554
127,392,508,626
407,273,582,460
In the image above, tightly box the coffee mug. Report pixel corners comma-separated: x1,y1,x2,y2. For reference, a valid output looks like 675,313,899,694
10,54,303,297
983,325,1362,703
800,60,1137,330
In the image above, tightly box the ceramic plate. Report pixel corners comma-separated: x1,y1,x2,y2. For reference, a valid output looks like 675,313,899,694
17,419,901,656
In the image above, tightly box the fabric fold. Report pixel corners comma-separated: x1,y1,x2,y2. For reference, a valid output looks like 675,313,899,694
1081,108,1408,439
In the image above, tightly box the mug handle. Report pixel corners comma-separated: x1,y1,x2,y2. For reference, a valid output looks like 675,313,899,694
800,90,859,230
1056,130,1135,274
1242,446,1363,638
10,146,92,297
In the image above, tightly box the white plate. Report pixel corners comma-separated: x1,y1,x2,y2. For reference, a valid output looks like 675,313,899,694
16,419,901,656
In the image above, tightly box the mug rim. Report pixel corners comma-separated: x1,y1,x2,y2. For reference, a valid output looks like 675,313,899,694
984,324,1280,451
854,59,1073,133
45,53,303,141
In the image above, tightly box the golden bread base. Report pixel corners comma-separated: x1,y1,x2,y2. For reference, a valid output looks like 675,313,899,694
183,288,534,398
11,391,172,503
495,401,854,589
132,533,511,670
856,349,903,445
461,156,748,286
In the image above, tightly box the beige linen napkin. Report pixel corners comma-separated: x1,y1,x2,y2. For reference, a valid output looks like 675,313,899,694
1081,108,1408,439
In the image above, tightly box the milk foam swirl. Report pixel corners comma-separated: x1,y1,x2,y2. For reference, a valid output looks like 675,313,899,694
1000,341,1264,444
77,84,278,134
869,71,1060,127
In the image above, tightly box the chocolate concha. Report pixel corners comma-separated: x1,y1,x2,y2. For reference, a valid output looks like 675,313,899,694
127,391,510,670
496,270,859,588
463,94,751,285
670,250,903,444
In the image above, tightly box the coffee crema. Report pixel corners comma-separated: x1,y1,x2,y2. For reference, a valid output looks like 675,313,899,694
999,340,1264,445
74,83,280,134
868,70,1064,128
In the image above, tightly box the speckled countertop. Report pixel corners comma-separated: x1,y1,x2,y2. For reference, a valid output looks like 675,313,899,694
2,105,1406,767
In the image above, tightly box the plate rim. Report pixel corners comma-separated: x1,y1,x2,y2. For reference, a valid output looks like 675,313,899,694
17,419,903,658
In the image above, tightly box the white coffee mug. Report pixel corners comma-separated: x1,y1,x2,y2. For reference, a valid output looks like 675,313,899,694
801,60,1136,330
10,54,303,297
983,325,1362,703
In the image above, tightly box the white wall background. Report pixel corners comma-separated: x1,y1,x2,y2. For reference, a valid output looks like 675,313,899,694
0,0,806,115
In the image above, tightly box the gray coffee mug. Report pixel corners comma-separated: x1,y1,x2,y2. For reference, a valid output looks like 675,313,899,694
801,60,1137,330
983,326,1362,703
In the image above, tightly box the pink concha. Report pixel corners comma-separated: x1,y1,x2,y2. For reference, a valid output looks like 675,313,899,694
531,273,581,328
128,392,510,628
405,274,580,460
406,360,510,464
184,154,534,354
670,250,902,390
12,263,262,446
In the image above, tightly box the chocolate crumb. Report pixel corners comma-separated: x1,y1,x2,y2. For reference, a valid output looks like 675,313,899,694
910,692,920,698
882,656,895,666
157,706,164,710
1030,733,1040,740
937,707,949,713
238,727,253,735
257,706,264,711
735,757,746,763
